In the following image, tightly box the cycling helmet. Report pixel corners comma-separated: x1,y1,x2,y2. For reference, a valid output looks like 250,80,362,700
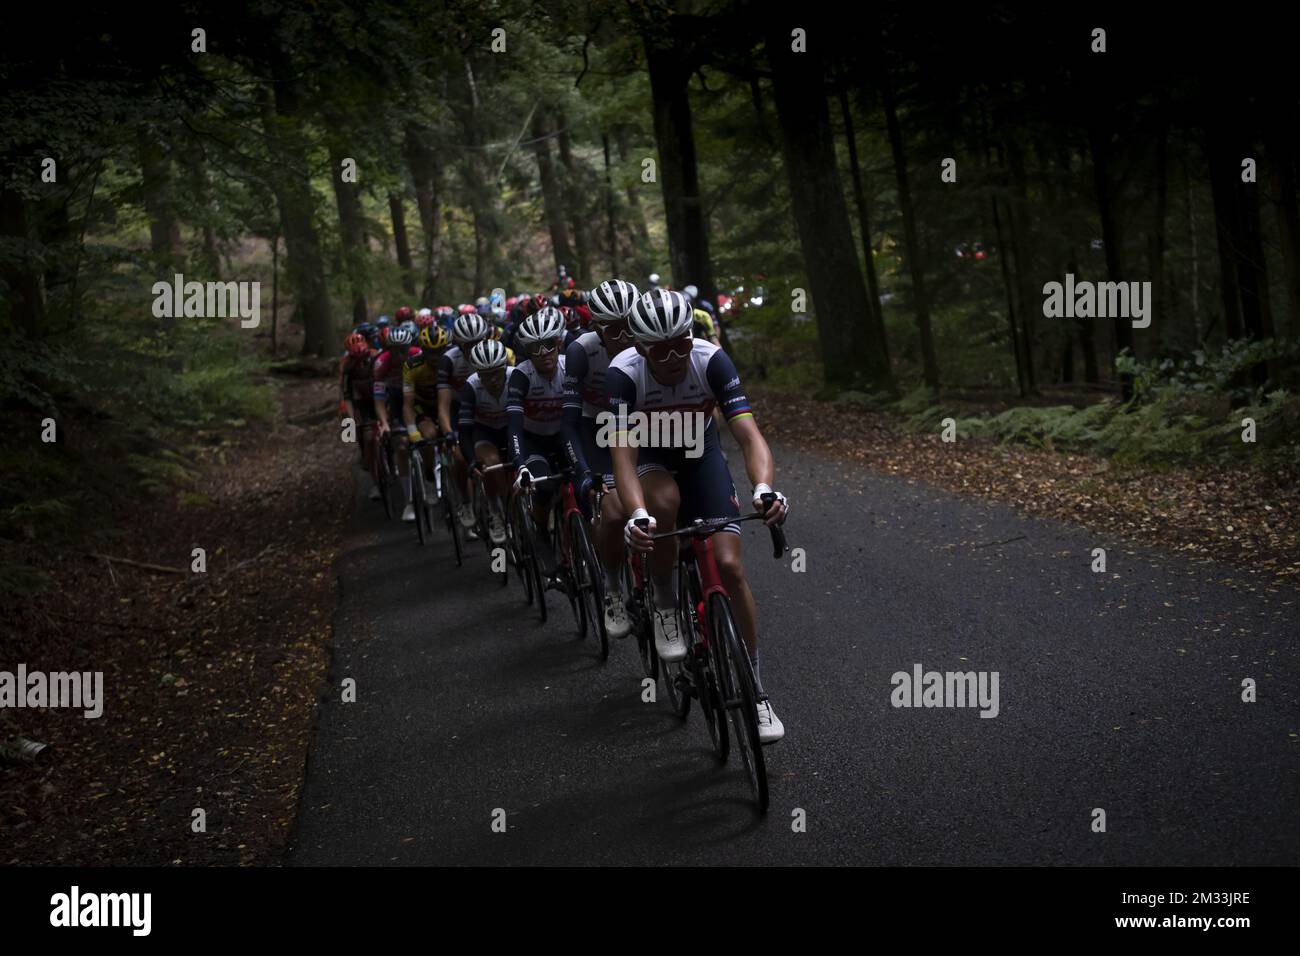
630,289,693,342
415,308,434,329
457,303,477,315
376,314,391,327
469,338,509,371
345,332,369,356
387,325,416,349
378,325,391,346
394,306,415,323
452,312,489,346
587,279,640,321
419,325,450,351
516,307,566,349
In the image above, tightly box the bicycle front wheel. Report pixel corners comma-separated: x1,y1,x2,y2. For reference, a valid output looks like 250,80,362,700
410,448,427,546
710,593,767,812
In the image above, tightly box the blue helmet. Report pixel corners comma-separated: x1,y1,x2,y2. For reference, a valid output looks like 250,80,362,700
376,314,391,327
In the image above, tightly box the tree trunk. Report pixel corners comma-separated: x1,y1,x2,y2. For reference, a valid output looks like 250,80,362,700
531,109,574,273
1147,121,1168,354
602,132,619,276
1004,133,1038,392
138,129,182,279
261,75,333,356
388,191,416,298
767,25,892,392
837,80,885,343
180,149,220,277
614,124,653,278
644,35,715,304
880,65,938,391
0,185,46,338
1271,137,1300,339
1089,123,1134,394
990,194,1027,396
557,114,593,282
329,142,368,326
1206,132,1245,342
405,123,442,307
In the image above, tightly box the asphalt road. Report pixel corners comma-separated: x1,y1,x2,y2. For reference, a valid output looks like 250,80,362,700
289,439,1300,865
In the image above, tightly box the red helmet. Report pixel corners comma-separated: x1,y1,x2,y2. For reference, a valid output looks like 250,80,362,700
457,303,477,315
415,312,434,329
395,306,415,323
505,296,518,312
530,294,548,313
559,305,580,330
345,332,369,356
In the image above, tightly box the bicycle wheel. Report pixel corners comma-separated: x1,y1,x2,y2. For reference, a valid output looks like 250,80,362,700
378,439,394,521
442,453,463,566
508,494,533,604
519,503,547,623
410,448,427,546
640,578,661,685
710,593,768,812
568,511,607,658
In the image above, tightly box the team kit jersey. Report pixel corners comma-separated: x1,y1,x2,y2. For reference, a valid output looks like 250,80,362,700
457,371,512,462
563,331,631,481
507,355,574,476
604,338,752,531
372,346,420,417
437,346,475,394
402,349,442,412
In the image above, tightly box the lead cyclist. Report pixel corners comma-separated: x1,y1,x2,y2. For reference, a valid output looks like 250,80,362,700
609,288,789,743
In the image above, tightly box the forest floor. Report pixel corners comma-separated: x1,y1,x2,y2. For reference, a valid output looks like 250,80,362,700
755,385,1300,581
2,375,349,865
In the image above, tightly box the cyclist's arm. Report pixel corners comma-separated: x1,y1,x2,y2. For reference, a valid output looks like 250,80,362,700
561,339,591,475
708,350,775,497
372,357,391,431
606,367,644,512
505,367,529,469
436,351,456,435
457,383,478,462
401,368,418,432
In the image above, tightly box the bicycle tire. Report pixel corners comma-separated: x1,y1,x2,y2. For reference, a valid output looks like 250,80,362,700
711,593,768,812
410,448,427,546
569,512,608,657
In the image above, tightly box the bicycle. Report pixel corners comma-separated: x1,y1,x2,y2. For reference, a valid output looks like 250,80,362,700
531,468,607,658
407,438,439,545
372,428,401,521
434,434,464,567
631,496,787,812
470,461,513,587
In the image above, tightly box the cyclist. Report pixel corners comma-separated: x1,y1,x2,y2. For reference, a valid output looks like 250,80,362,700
340,331,381,501
439,311,491,532
403,324,450,447
372,324,421,521
563,279,640,639
507,307,572,575
610,289,789,743
458,338,514,545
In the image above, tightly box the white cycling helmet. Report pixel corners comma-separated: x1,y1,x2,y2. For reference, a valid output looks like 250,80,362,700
629,289,693,342
587,279,641,322
469,338,508,371
516,306,566,348
452,312,489,346
387,325,416,349
417,307,433,318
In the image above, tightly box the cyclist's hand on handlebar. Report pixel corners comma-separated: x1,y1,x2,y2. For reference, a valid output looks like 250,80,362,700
624,508,656,552
406,425,421,443
469,459,484,478
753,483,788,526
513,465,532,492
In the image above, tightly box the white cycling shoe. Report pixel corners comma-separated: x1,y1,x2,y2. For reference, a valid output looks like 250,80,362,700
604,593,630,640
488,514,507,546
401,503,416,522
653,608,687,662
457,504,476,529
756,699,784,744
